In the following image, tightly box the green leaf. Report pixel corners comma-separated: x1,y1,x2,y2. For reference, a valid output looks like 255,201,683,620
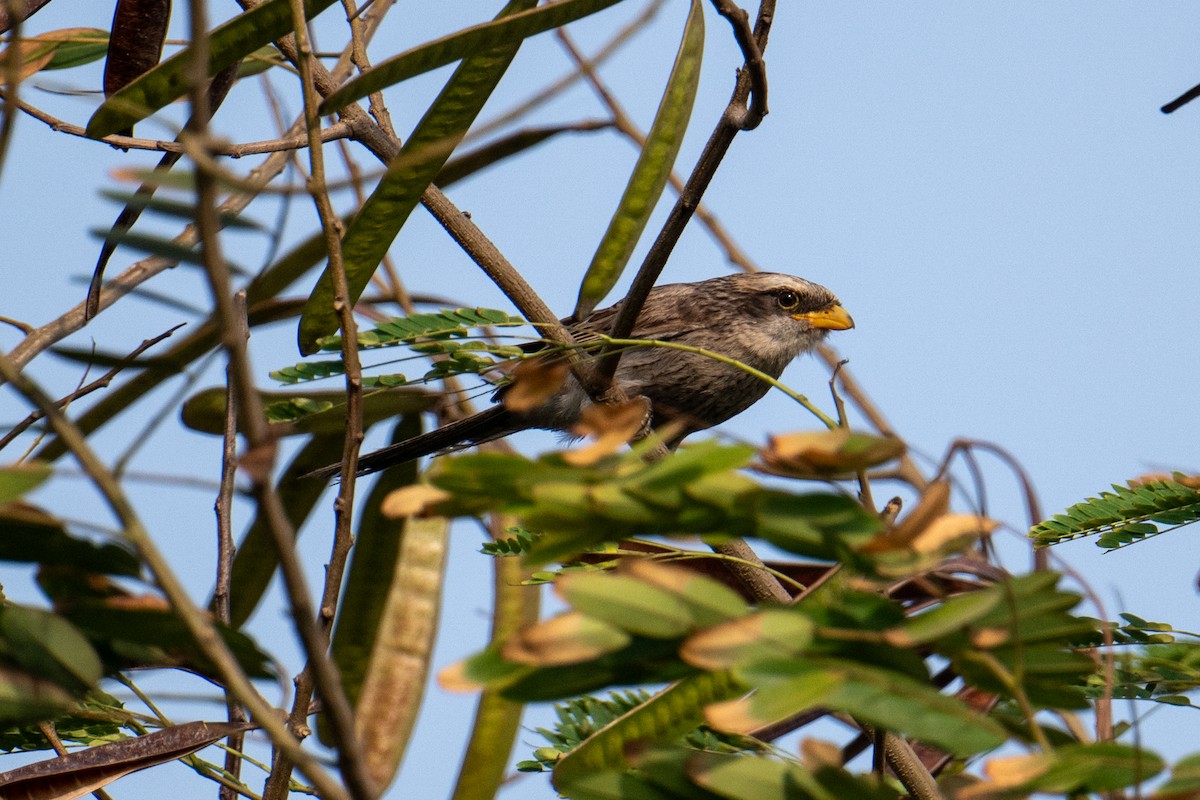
686,751,896,800
574,0,704,318
89,227,246,272
263,396,334,422
0,463,51,503
753,491,881,560
554,671,745,779
99,189,262,229
728,658,1006,756
87,0,339,138
990,743,1164,794
883,587,1004,647
317,0,630,114
39,28,110,71
62,606,275,679
297,0,539,354
0,605,102,694
0,667,75,725
0,504,139,576
1159,752,1200,794
681,609,814,670
1029,477,1200,548
558,573,695,639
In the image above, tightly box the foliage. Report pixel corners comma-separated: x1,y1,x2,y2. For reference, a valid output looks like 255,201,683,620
1028,476,1200,550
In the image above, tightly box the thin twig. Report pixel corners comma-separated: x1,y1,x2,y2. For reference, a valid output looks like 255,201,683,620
470,0,669,141
0,323,184,454
3,95,356,156
215,295,247,800
190,4,366,799
260,1,374,797
708,0,768,129
593,0,778,391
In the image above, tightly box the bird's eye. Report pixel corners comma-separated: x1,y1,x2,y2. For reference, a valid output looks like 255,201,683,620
776,290,800,310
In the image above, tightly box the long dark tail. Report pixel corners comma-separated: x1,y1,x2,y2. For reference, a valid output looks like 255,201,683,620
307,405,519,480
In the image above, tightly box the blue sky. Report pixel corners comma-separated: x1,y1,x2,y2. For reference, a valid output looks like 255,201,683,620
2,1,1199,797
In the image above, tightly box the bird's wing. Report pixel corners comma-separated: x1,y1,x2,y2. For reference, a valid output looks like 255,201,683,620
571,300,705,343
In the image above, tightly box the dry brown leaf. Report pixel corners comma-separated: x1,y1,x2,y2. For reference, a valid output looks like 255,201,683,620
436,660,482,693
502,359,569,412
380,485,450,518
0,720,251,800
562,398,650,466
500,610,628,666
762,429,904,475
884,479,952,546
954,753,1050,798
799,738,842,769
910,513,998,554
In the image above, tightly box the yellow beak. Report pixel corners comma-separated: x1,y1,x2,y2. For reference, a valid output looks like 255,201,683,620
793,304,854,331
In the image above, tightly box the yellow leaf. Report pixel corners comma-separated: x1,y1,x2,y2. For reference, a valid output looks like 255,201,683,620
501,611,629,666
562,397,650,465
381,485,450,518
502,359,568,412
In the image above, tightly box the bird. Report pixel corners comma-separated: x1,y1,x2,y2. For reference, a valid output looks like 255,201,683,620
312,272,852,478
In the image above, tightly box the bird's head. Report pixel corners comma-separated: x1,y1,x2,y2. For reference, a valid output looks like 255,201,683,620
690,272,853,366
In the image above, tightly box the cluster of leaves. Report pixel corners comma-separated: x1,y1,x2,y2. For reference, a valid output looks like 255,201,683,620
1028,475,1200,549
391,439,1200,799
0,476,273,741
270,307,531,398
440,548,1140,798
411,441,885,565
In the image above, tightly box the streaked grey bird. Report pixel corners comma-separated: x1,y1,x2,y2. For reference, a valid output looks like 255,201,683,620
314,272,852,478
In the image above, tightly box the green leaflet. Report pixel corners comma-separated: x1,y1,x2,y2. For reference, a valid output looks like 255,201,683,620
731,658,1006,757
574,0,705,319
278,307,528,387
318,0,630,115
297,0,538,354
86,0,339,138
1028,476,1200,549
0,463,51,504
684,751,895,800
553,671,746,783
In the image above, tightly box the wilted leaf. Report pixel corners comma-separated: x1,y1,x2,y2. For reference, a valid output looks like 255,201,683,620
1,28,108,80
761,429,905,477
681,610,814,670
961,743,1165,798
501,611,631,666
563,398,650,465
886,479,951,545
381,485,451,518
503,359,569,413
0,720,251,800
